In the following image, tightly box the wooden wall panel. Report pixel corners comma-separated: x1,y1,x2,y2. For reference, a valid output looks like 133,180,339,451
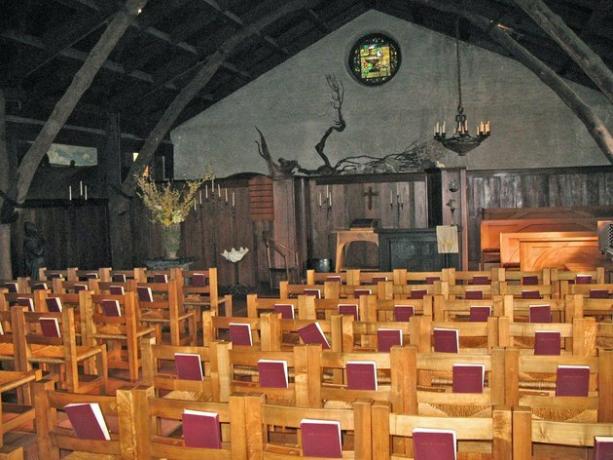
467,166,613,267
11,201,111,274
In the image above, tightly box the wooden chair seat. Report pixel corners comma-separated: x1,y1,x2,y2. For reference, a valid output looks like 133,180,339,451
29,344,104,364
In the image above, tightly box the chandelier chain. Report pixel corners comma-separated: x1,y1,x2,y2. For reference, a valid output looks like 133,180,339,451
455,17,463,112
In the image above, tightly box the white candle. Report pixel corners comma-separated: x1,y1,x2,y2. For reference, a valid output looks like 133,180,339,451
435,122,440,134
211,178,215,192
319,191,322,207
79,181,83,196
205,184,208,199
326,185,329,198
442,121,446,133
69,185,72,201
390,190,393,205
232,192,235,207
199,190,202,204
328,192,332,208
218,184,221,197
225,188,228,202
84,185,88,201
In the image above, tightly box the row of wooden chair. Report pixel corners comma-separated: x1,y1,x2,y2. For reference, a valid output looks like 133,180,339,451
33,378,613,459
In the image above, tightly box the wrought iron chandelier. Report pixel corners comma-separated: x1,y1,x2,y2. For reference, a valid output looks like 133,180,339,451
434,18,490,156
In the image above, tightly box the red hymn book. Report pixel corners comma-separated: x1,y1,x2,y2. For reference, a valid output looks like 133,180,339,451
338,304,359,320
556,365,590,396
174,353,204,381
394,305,415,321
469,306,490,322
297,322,330,349
64,402,111,441
529,304,552,323
46,297,63,313
273,304,295,319
101,299,122,317
182,410,221,448
433,328,459,353
413,428,457,460
300,419,342,458
377,329,402,352
346,361,377,390
452,364,485,393
594,436,613,460
534,331,561,355
228,323,253,346
39,317,61,338
257,359,288,388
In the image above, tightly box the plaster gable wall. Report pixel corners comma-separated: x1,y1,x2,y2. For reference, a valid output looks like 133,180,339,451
171,9,613,179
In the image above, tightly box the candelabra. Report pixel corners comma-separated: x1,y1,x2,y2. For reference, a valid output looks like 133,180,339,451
433,18,491,156
318,185,333,217
389,185,405,228
197,180,236,267
67,180,89,203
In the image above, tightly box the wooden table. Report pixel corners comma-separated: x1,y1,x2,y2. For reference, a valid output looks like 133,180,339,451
334,229,379,273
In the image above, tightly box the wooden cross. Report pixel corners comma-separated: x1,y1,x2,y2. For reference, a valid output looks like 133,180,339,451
362,187,379,210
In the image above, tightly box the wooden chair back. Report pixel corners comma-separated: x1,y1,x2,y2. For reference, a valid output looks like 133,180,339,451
512,406,613,460
34,380,133,459
372,401,512,460
502,295,568,323
409,315,498,353
140,338,229,402
499,282,555,300
127,385,250,459
246,394,372,459
504,349,613,422
443,267,502,285
433,295,503,321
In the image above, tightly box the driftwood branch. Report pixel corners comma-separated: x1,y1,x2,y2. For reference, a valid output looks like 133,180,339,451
11,0,147,206
513,0,613,105
314,74,345,171
120,0,318,198
255,127,284,179
410,0,613,162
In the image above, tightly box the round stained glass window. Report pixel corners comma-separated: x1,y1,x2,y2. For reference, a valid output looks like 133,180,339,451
349,33,401,86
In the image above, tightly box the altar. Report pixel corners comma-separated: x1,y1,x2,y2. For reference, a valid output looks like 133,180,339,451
377,228,460,272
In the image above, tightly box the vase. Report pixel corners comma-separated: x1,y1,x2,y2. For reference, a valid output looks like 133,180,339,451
160,223,181,260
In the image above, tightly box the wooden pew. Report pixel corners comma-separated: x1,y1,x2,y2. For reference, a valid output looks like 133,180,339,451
497,268,551,286
444,282,501,301
0,370,40,452
128,385,249,459
140,338,229,402
443,267,502,285
14,307,108,394
372,401,512,460
34,380,134,459
392,269,447,286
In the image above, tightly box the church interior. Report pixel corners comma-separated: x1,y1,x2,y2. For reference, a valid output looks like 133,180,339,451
0,0,612,458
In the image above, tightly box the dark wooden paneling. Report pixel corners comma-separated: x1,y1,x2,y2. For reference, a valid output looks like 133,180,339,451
11,201,111,274
467,167,613,267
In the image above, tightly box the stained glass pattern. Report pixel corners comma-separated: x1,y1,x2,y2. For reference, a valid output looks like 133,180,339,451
349,33,400,86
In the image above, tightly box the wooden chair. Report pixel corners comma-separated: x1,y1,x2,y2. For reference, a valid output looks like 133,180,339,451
136,279,197,346
223,346,305,406
181,268,233,317
128,385,249,459
372,401,512,460
513,406,613,460
14,307,108,394
444,282,501,300
0,370,40,451
38,267,78,282
553,266,605,297
246,393,372,459
410,315,498,353
83,291,156,382
279,281,339,299
1,278,31,295
140,338,229,402
499,282,555,300
565,293,613,321
306,269,352,285
504,349,613,423
34,379,134,459
342,315,412,352
433,294,503,321
443,267,502,285
498,268,551,285
498,316,597,356
502,295,568,322
408,346,506,417
392,269,447,286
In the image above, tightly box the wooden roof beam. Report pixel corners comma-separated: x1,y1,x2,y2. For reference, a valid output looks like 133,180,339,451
306,8,331,32
196,0,290,55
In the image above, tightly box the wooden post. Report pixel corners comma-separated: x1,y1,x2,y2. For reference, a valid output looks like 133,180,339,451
10,0,148,213
118,0,318,204
0,89,11,280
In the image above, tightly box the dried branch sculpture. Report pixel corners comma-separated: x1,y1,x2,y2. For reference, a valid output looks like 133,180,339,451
256,73,440,177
